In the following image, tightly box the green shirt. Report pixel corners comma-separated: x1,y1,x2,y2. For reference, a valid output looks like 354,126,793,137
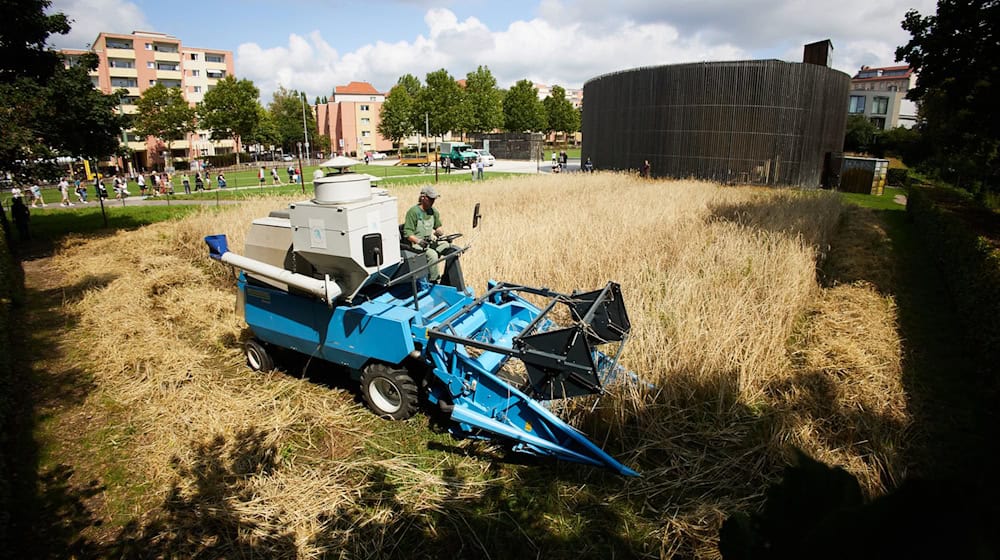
403,204,441,240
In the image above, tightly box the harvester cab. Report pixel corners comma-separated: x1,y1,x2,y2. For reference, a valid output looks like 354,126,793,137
205,170,639,476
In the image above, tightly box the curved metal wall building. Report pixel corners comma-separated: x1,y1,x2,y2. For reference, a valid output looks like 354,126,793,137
582,60,850,187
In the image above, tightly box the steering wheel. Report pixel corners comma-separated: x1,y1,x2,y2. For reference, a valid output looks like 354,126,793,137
437,233,463,243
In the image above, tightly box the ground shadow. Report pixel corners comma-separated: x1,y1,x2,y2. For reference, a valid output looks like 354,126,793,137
4,273,120,559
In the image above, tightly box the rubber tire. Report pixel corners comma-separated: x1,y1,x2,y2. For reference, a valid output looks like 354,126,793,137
360,363,418,420
245,339,274,372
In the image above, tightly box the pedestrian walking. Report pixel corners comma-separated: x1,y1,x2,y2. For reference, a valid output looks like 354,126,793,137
59,177,73,206
258,167,266,187
271,167,281,185
195,172,205,191
182,173,191,194
29,184,45,208
137,172,146,196
74,178,87,202
217,172,227,189
476,158,484,180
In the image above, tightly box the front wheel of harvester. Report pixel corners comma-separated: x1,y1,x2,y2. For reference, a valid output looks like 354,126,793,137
360,363,418,420
245,339,274,372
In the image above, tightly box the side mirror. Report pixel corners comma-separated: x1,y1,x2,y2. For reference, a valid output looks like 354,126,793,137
361,233,383,267
472,202,482,229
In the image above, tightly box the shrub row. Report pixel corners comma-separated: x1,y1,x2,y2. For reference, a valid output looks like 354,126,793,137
0,223,23,552
906,186,1000,389
887,168,910,187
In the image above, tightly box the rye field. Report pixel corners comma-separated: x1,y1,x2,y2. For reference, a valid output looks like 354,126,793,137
26,173,907,558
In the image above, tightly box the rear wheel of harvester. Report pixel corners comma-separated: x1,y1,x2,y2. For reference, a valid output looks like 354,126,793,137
360,363,418,420
245,339,274,372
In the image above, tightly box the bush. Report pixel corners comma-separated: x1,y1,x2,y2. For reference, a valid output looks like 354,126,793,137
906,186,1000,390
886,168,910,187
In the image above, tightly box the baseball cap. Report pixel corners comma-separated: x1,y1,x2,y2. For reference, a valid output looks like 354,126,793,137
420,186,440,199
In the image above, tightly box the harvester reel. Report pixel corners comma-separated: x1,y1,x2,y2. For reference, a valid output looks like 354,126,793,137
361,363,419,420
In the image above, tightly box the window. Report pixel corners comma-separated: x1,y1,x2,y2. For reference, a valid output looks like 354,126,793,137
191,69,200,77
106,40,134,49
849,95,866,114
206,70,225,79
147,61,155,69
144,43,152,50
109,58,135,69
205,54,224,63
157,63,179,71
360,104,370,111
149,80,157,86
870,117,886,129
872,97,889,115
361,118,370,125
361,131,371,137
190,53,199,60
199,133,208,141
193,86,202,93
111,77,138,88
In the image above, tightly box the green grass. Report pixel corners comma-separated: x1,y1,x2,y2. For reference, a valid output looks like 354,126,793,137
1,204,203,248
838,186,907,211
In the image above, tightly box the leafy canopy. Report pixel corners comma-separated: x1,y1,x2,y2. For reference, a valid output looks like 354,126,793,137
896,0,1000,190
503,79,547,133
134,84,197,144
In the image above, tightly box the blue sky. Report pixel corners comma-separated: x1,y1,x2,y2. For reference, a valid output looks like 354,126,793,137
48,0,937,102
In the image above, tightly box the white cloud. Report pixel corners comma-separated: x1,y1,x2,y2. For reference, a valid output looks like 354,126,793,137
47,0,151,49
237,8,750,102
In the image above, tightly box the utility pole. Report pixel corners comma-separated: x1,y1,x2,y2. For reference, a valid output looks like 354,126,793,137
425,112,430,157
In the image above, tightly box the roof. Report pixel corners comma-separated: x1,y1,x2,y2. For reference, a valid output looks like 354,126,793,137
852,65,913,81
334,81,382,95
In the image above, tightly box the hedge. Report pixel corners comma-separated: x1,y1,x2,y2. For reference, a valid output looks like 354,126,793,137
0,219,22,552
906,185,1000,391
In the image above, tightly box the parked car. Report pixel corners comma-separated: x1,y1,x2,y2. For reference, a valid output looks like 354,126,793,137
473,149,495,166
281,154,295,161
370,152,387,160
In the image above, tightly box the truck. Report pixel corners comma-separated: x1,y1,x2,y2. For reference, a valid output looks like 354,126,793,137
204,164,640,476
440,142,479,169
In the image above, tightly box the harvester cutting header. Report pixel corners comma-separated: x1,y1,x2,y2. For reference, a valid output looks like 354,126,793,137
205,159,639,476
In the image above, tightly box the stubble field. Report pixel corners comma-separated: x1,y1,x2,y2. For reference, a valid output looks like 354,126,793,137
43,172,907,558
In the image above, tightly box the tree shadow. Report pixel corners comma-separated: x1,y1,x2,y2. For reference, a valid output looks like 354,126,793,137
5,273,120,559
107,428,298,558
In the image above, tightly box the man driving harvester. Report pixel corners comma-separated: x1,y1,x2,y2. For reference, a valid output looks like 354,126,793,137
403,186,451,282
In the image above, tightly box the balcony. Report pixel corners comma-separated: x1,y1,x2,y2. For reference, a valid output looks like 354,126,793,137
105,47,136,59
154,51,181,63
108,66,138,78
155,69,182,80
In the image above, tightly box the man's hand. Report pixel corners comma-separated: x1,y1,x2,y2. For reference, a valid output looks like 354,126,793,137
418,238,430,249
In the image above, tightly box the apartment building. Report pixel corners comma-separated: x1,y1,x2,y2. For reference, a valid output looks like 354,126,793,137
315,81,392,156
848,65,918,130
61,31,235,171
533,83,583,109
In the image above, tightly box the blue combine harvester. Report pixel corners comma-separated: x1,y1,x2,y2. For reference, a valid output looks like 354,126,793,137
205,168,638,476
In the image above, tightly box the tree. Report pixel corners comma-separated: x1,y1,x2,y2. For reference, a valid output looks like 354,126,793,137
134,84,197,163
378,82,418,155
503,79,547,132
465,66,504,133
896,0,1000,191
542,85,580,146
267,87,319,154
0,0,69,83
1,0,124,181
416,69,468,138
199,76,263,165
844,115,879,153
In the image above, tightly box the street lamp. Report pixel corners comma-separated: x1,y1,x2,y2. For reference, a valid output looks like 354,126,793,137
300,93,310,161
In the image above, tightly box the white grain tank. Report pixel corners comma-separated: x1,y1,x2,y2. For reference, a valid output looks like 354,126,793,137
287,159,401,301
